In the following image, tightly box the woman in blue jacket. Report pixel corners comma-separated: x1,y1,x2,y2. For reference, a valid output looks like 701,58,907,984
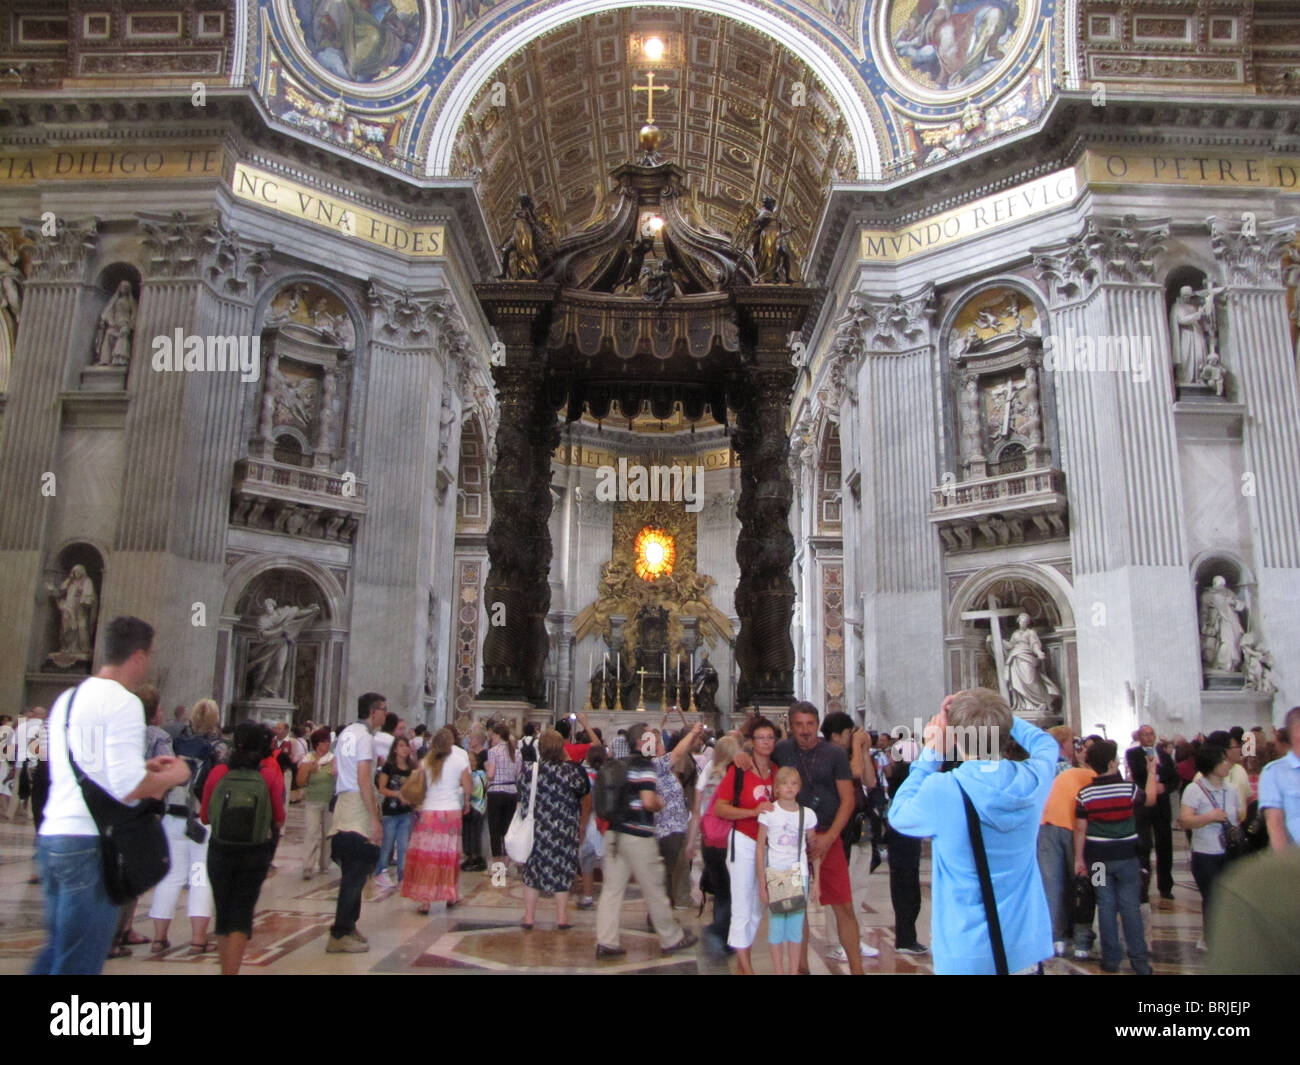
888,688,1057,975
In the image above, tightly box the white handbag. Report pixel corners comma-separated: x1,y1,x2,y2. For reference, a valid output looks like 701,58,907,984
504,763,539,863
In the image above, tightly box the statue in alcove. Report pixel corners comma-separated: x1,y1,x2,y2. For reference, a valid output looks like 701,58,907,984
92,280,137,366
246,598,321,700
692,651,719,714
1169,284,1220,385
1240,633,1278,695
1199,576,1246,673
48,564,97,659
998,613,1060,715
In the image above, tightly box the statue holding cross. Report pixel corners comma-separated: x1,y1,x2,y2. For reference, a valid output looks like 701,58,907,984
961,594,1061,715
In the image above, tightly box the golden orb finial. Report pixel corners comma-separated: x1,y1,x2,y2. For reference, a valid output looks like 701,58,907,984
639,123,661,153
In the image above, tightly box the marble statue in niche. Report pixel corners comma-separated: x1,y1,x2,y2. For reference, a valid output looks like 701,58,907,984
92,281,137,366
1199,575,1246,673
1240,633,1278,695
1169,283,1222,386
246,598,321,700
47,564,97,661
1199,349,1226,396
998,612,1060,715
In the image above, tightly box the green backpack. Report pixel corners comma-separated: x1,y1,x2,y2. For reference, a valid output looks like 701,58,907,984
209,768,273,846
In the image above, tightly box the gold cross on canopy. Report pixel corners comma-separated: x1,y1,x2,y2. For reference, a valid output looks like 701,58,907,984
632,71,670,124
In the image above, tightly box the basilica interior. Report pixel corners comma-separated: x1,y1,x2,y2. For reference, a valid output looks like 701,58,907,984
1,0,1298,981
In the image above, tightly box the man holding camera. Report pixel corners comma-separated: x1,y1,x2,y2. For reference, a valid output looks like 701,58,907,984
1125,724,1179,903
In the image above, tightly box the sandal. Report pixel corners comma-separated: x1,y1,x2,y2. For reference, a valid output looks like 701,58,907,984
149,940,170,954
417,905,430,915
557,923,573,931
107,944,132,959
121,930,149,946
186,941,215,955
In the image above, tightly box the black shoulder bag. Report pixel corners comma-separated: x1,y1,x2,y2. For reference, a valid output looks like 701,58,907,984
956,780,1009,975
63,684,170,904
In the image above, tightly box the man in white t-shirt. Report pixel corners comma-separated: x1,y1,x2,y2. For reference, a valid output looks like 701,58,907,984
34,616,190,975
327,691,387,953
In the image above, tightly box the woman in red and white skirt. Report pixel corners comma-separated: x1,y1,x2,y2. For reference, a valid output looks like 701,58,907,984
401,727,471,914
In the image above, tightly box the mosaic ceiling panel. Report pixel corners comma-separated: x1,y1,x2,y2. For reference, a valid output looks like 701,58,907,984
450,8,854,254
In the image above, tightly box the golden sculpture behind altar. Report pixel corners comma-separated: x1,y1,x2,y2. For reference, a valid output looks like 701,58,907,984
573,498,734,660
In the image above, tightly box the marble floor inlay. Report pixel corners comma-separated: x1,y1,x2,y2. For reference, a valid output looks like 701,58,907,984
0,802,1217,976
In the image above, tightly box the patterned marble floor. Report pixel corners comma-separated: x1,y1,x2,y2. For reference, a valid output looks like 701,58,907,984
0,804,1212,975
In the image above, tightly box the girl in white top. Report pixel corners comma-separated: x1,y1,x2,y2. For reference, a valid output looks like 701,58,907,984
756,766,818,975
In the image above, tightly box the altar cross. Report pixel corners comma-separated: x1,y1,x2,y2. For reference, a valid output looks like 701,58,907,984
632,71,670,124
960,593,1022,704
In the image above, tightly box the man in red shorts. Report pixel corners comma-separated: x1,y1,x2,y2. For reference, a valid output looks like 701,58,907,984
773,701,871,974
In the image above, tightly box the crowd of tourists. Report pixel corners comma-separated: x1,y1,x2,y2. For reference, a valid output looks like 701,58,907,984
10,613,1300,976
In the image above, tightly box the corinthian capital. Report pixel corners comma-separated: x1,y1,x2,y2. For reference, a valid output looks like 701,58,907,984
1209,215,1298,288
21,216,98,283
203,220,272,297
1033,214,1169,303
138,210,217,279
365,281,444,346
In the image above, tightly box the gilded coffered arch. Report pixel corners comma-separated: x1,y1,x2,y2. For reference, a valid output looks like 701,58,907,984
448,7,859,265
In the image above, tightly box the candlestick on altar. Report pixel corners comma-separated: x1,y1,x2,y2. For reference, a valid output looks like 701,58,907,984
615,653,624,710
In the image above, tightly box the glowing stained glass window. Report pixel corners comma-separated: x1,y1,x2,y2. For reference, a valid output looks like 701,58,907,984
634,526,675,581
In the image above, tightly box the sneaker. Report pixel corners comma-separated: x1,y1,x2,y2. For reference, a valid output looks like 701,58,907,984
827,941,880,961
350,929,368,944
371,881,397,903
896,942,929,955
374,871,396,890
662,931,698,956
595,944,627,959
1073,949,1092,960
326,935,369,954
577,896,594,910
1053,940,1066,957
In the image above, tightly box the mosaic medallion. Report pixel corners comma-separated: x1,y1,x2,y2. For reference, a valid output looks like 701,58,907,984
278,0,436,96
872,0,1037,104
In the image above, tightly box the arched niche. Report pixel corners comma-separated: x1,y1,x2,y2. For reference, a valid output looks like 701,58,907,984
945,564,1077,728
1164,264,1226,397
250,279,361,473
940,280,1055,482
219,557,348,727
1192,551,1255,688
78,262,141,391
41,541,106,673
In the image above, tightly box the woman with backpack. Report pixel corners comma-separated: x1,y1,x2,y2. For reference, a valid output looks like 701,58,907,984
201,721,285,975
485,722,523,862
147,698,221,954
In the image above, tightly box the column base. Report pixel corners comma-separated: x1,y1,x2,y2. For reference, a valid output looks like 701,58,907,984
462,699,546,736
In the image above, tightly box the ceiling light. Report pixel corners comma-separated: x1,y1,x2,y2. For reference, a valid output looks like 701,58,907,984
644,37,665,61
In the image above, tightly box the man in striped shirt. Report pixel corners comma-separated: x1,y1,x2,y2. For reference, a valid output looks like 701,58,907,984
1073,739,1158,974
